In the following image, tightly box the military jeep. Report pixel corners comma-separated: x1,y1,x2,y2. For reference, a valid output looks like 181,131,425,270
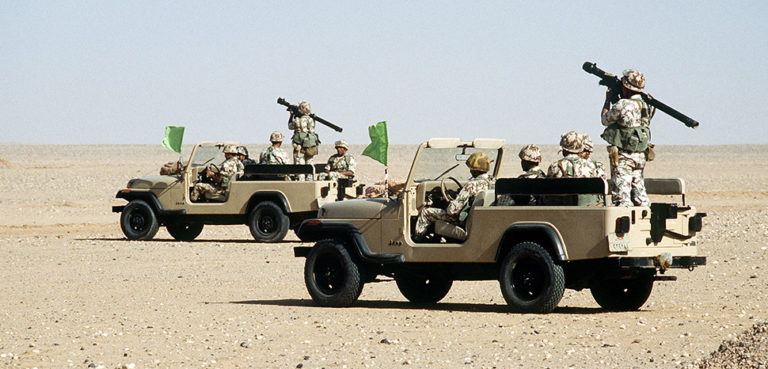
112,142,361,242
293,138,706,313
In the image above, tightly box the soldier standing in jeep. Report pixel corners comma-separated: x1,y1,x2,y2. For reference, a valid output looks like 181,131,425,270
413,152,493,241
601,69,655,207
288,101,319,166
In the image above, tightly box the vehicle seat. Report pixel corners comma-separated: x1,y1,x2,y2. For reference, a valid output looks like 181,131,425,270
433,189,493,241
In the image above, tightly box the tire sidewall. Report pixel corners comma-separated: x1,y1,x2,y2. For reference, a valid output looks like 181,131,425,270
120,200,159,240
499,242,565,313
248,201,289,243
304,241,362,307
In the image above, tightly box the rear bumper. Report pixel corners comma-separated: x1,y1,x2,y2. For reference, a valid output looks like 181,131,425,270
618,256,706,269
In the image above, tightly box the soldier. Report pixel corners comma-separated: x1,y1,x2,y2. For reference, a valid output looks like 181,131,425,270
191,145,243,202
547,131,592,178
600,69,655,207
238,146,255,166
518,144,545,178
579,134,606,179
259,131,290,165
319,140,356,180
287,101,319,165
499,144,545,206
414,152,493,241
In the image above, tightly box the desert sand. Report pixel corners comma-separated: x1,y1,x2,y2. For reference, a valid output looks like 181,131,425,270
0,143,766,369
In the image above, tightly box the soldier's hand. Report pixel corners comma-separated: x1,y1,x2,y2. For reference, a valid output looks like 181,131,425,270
605,88,613,100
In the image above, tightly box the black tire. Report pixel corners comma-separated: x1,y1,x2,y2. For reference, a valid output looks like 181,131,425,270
499,241,565,313
304,240,362,307
248,201,289,243
120,200,159,240
590,276,654,311
395,272,452,304
166,222,204,241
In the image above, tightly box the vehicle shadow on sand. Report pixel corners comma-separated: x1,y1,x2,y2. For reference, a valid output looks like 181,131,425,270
227,299,604,314
80,237,302,244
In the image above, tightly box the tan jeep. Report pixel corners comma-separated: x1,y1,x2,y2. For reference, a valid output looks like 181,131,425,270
112,142,361,242
293,138,706,313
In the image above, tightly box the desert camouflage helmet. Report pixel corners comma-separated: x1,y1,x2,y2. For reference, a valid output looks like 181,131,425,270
298,101,311,115
237,146,248,156
581,134,594,153
334,139,349,150
622,69,645,92
518,144,542,163
466,152,490,173
270,131,284,142
223,145,239,155
560,131,584,153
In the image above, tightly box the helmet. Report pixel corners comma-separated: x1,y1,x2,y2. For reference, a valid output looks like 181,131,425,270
518,144,541,163
298,101,311,115
582,134,594,153
334,139,349,150
269,131,284,142
622,69,645,92
465,152,490,173
223,145,239,155
237,146,248,156
560,131,584,153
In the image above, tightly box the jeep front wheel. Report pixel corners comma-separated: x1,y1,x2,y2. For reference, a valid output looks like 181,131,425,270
590,276,654,311
166,222,204,241
304,241,362,307
499,241,565,313
120,200,160,240
395,272,452,304
248,201,289,243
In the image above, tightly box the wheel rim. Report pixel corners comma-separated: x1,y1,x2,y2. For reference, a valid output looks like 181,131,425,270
257,213,277,234
129,211,147,232
510,257,548,301
314,253,346,295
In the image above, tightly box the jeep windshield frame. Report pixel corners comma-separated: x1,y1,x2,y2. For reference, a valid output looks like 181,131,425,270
405,138,505,188
188,142,240,169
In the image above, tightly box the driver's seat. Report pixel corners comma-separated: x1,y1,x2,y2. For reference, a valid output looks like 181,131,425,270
433,190,495,242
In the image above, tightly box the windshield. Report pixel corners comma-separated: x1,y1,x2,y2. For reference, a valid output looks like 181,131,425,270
410,146,501,183
190,145,226,168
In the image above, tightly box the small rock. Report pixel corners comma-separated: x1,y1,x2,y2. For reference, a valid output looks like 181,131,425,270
240,342,249,348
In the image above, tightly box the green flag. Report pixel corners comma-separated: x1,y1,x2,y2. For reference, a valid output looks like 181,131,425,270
162,126,185,154
362,121,388,166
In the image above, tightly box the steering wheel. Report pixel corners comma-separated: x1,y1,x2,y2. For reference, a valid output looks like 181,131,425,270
199,163,220,184
441,176,463,202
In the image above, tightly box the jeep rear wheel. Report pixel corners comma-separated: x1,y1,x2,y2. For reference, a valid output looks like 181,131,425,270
499,241,564,313
304,241,362,307
590,276,654,311
395,273,452,304
166,222,204,241
120,200,159,240
248,201,289,243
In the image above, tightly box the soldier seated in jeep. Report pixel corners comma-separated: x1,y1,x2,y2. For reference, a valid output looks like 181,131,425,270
190,144,243,202
413,152,494,242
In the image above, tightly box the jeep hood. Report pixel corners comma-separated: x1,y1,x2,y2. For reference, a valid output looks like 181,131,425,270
127,175,181,190
319,198,395,219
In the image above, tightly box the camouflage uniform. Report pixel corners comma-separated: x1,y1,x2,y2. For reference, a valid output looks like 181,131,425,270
601,70,652,207
415,173,493,236
547,131,592,178
547,154,593,178
321,153,356,180
581,135,606,179
259,146,290,164
191,153,242,201
288,102,318,165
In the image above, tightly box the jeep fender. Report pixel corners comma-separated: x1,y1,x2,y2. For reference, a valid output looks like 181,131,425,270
496,223,567,262
114,190,185,218
246,191,291,214
294,220,404,264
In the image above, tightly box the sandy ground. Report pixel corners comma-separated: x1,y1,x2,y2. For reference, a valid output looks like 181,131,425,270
0,143,766,369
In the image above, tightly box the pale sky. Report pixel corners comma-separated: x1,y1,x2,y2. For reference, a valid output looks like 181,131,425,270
1,1,766,145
